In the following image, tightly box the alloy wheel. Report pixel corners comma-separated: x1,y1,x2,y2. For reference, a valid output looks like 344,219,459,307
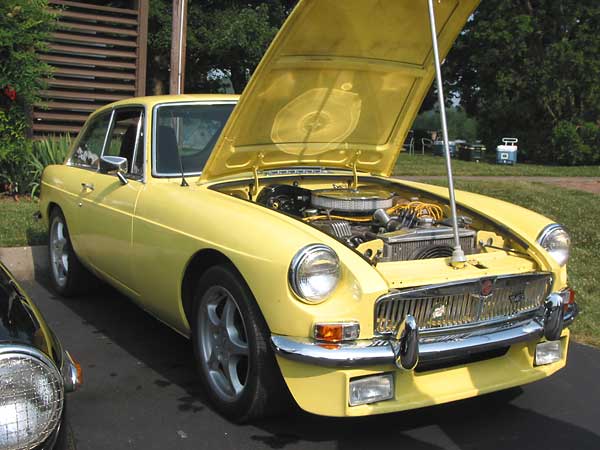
198,286,250,403
50,217,69,288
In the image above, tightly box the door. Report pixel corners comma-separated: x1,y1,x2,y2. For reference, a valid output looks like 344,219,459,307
78,107,146,293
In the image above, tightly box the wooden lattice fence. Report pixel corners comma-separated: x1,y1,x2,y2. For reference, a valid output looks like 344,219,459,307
33,0,148,137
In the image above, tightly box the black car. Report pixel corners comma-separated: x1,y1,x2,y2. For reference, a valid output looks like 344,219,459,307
0,261,80,450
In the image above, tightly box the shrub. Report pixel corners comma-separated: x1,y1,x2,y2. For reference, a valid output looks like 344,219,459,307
28,135,72,196
550,121,599,166
0,1,55,194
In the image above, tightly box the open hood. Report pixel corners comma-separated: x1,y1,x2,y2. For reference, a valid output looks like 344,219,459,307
200,0,479,182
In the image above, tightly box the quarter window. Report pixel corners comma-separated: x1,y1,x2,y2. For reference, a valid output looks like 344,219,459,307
71,113,111,169
103,108,144,178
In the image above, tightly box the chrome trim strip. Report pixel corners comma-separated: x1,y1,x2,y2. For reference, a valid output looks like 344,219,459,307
272,318,545,368
61,351,80,393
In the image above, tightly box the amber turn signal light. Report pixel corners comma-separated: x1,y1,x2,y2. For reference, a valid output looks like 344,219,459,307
313,321,360,342
563,288,575,313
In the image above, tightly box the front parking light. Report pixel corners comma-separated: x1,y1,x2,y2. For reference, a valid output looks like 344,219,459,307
349,373,394,406
314,321,360,342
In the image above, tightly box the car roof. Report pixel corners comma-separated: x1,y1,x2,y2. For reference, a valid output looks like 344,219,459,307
94,94,240,115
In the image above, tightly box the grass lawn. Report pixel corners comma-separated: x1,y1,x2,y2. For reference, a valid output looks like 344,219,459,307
394,154,600,177
428,179,600,347
0,197,46,247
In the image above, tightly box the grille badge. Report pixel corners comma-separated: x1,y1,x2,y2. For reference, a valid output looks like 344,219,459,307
471,278,496,321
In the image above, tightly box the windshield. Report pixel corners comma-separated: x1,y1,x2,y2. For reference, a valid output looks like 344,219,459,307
153,102,236,177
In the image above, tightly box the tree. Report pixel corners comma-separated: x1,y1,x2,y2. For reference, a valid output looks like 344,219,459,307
147,0,297,95
443,0,600,164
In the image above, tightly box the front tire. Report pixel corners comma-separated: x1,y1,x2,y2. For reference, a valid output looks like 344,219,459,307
48,208,94,296
192,265,289,422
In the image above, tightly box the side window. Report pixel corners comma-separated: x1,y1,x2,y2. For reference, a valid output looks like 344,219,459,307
71,113,111,169
103,108,144,178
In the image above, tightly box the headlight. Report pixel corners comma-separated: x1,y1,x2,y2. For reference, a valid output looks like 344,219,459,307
289,244,340,303
537,224,571,266
0,346,64,450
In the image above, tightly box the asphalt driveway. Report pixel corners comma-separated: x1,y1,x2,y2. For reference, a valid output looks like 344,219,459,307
24,278,600,450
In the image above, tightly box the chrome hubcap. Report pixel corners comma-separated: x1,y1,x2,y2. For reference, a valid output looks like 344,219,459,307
198,286,249,402
50,217,69,288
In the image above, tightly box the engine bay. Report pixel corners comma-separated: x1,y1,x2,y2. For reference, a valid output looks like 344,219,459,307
250,181,482,263
211,175,522,264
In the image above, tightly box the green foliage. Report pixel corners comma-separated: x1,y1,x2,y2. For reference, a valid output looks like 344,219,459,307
550,121,600,166
413,108,479,142
147,0,297,94
444,0,600,165
0,0,55,193
28,135,71,196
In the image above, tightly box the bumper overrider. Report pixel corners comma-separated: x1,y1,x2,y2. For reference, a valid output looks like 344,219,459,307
271,290,578,370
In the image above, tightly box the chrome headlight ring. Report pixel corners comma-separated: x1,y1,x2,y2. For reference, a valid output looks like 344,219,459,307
289,244,341,304
537,224,571,267
0,345,64,450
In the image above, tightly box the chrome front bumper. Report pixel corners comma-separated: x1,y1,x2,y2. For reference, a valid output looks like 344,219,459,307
271,293,578,369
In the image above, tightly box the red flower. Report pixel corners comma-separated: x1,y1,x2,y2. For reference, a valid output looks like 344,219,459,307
3,86,16,102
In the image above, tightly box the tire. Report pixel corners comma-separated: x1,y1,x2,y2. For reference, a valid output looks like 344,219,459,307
48,208,94,297
191,265,290,422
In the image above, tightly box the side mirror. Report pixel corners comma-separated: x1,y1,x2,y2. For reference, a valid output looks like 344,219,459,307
99,156,128,184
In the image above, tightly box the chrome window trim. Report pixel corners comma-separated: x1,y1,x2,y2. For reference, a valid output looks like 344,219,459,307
67,110,113,172
374,272,553,336
151,100,237,178
99,104,147,183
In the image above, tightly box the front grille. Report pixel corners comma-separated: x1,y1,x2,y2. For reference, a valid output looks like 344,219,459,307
374,273,551,335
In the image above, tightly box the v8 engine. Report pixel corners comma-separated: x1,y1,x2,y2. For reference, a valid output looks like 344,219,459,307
256,183,477,263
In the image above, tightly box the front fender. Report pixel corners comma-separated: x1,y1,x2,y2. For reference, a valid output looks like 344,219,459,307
132,182,388,338
392,180,567,288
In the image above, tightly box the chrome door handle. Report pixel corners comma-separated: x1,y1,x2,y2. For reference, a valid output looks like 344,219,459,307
81,183,94,191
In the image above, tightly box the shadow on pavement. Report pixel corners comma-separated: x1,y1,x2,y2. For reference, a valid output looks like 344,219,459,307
38,276,600,450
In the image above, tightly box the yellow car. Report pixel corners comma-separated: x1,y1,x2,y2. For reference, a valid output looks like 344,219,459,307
39,0,577,421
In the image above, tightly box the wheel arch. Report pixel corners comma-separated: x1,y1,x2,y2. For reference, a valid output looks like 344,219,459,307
47,201,60,218
181,248,250,328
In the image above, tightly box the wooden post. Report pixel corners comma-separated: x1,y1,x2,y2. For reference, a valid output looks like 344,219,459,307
169,0,187,95
136,0,149,97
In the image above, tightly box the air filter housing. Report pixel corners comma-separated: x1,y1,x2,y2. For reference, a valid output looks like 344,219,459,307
311,188,394,213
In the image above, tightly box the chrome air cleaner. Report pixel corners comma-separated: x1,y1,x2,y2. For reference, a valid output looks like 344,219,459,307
311,188,394,213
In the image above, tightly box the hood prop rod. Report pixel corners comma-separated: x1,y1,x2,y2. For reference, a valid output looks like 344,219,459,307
427,0,466,269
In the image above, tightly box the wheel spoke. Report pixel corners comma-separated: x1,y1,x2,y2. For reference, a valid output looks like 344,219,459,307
206,302,222,328
55,237,67,255
227,336,248,357
226,357,244,395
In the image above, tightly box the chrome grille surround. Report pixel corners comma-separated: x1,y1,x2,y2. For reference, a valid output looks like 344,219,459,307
374,273,552,336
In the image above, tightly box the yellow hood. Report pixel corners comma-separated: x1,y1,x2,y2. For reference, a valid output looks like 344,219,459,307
200,0,479,182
